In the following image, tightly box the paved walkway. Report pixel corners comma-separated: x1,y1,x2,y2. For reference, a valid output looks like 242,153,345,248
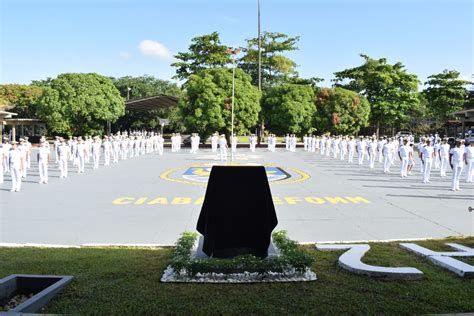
1,148,473,245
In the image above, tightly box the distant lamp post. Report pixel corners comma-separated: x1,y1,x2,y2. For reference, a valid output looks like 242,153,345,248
227,47,241,162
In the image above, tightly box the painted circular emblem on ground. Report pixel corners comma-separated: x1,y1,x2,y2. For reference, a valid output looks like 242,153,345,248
160,164,310,187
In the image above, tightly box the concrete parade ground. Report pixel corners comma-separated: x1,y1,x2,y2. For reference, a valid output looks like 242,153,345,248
1,146,473,246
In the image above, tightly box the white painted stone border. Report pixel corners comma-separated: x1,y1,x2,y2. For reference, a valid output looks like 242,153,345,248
400,243,474,278
316,244,423,280
160,266,317,283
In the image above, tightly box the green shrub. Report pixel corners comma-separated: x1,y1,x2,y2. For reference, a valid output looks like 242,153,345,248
168,230,314,277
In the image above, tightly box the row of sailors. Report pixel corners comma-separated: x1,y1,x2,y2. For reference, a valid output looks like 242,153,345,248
304,134,473,191
1,134,165,192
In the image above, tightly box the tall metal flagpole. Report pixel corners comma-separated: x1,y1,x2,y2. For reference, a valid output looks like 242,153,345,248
258,0,261,92
227,48,240,162
257,0,263,145
231,59,235,162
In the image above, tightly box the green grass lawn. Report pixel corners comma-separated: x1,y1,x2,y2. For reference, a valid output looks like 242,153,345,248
1,237,473,315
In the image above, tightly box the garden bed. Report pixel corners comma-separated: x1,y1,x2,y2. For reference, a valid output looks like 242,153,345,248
161,231,316,283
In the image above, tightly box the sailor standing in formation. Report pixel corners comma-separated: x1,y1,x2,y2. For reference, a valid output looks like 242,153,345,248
219,134,228,161
249,134,257,152
190,133,200,154
8,141,24,192
465,140,474,183
211,132,219,153
37,140,51,184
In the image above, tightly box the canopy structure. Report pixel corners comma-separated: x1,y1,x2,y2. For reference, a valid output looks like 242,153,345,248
0,110,18,140
4,118,44,142
125,95,179,111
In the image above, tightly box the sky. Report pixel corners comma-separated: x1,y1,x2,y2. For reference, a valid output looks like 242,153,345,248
0,0,472,87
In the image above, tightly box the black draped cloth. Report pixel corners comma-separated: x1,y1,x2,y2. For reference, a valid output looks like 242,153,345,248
196,166,278,258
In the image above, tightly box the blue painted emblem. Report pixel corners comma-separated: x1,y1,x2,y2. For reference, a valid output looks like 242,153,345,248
182,166,290,183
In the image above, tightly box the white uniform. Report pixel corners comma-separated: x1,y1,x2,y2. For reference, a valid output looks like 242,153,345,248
92,141,101,169
2,143,11,173
58,144,70,178
439,143,450,177
211,135,218,152
103,140,111,166
377,140,385,163
249,135,257,152
285,135,290,151
290,136,297,152
465,145,474,182
320,137,326,155
434,143,441,169
20,144,29,178
0,146,5,183
231,136,237,153
422,145,434,183
367,141,376,168
53,139,60,163
219,137,227,161
450,147,464,190
37,145,50,183
339,139,347,160
76,142,86,173
158,135,164,155
347,139,355,163
8,148,23,191
382,143,391,173
356,140,366,165
399,145,409,177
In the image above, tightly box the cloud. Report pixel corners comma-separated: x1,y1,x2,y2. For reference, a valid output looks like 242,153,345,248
138,40,173,60
119,51,131,60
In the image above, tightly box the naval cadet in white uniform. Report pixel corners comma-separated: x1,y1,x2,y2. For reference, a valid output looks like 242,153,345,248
465,140,474,183
8,141,24,192
219,134,228,161
37,140,51,184
450,140,465,191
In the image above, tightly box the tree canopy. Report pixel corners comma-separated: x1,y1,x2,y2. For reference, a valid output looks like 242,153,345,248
422,69,471,120
261,83,315,135
34,73,125,135
179,68,260,140
0,84,44,117
314,87,370,135
239,32,300,88
172,32,231,81
333,54,419,134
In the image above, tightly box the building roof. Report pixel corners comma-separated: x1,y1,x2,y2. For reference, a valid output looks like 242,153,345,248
125,95,179,111
451,108,474,116
0,110,18,120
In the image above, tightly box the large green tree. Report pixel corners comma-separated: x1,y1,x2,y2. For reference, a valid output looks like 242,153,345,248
333,54,419,135
422,69,471,120
239,32,300,88
261,83,315,135
111,75,182,132
0,84,44,117
179,68,260,140
172,32,231,81
34,73,125,135
314,87,370,135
